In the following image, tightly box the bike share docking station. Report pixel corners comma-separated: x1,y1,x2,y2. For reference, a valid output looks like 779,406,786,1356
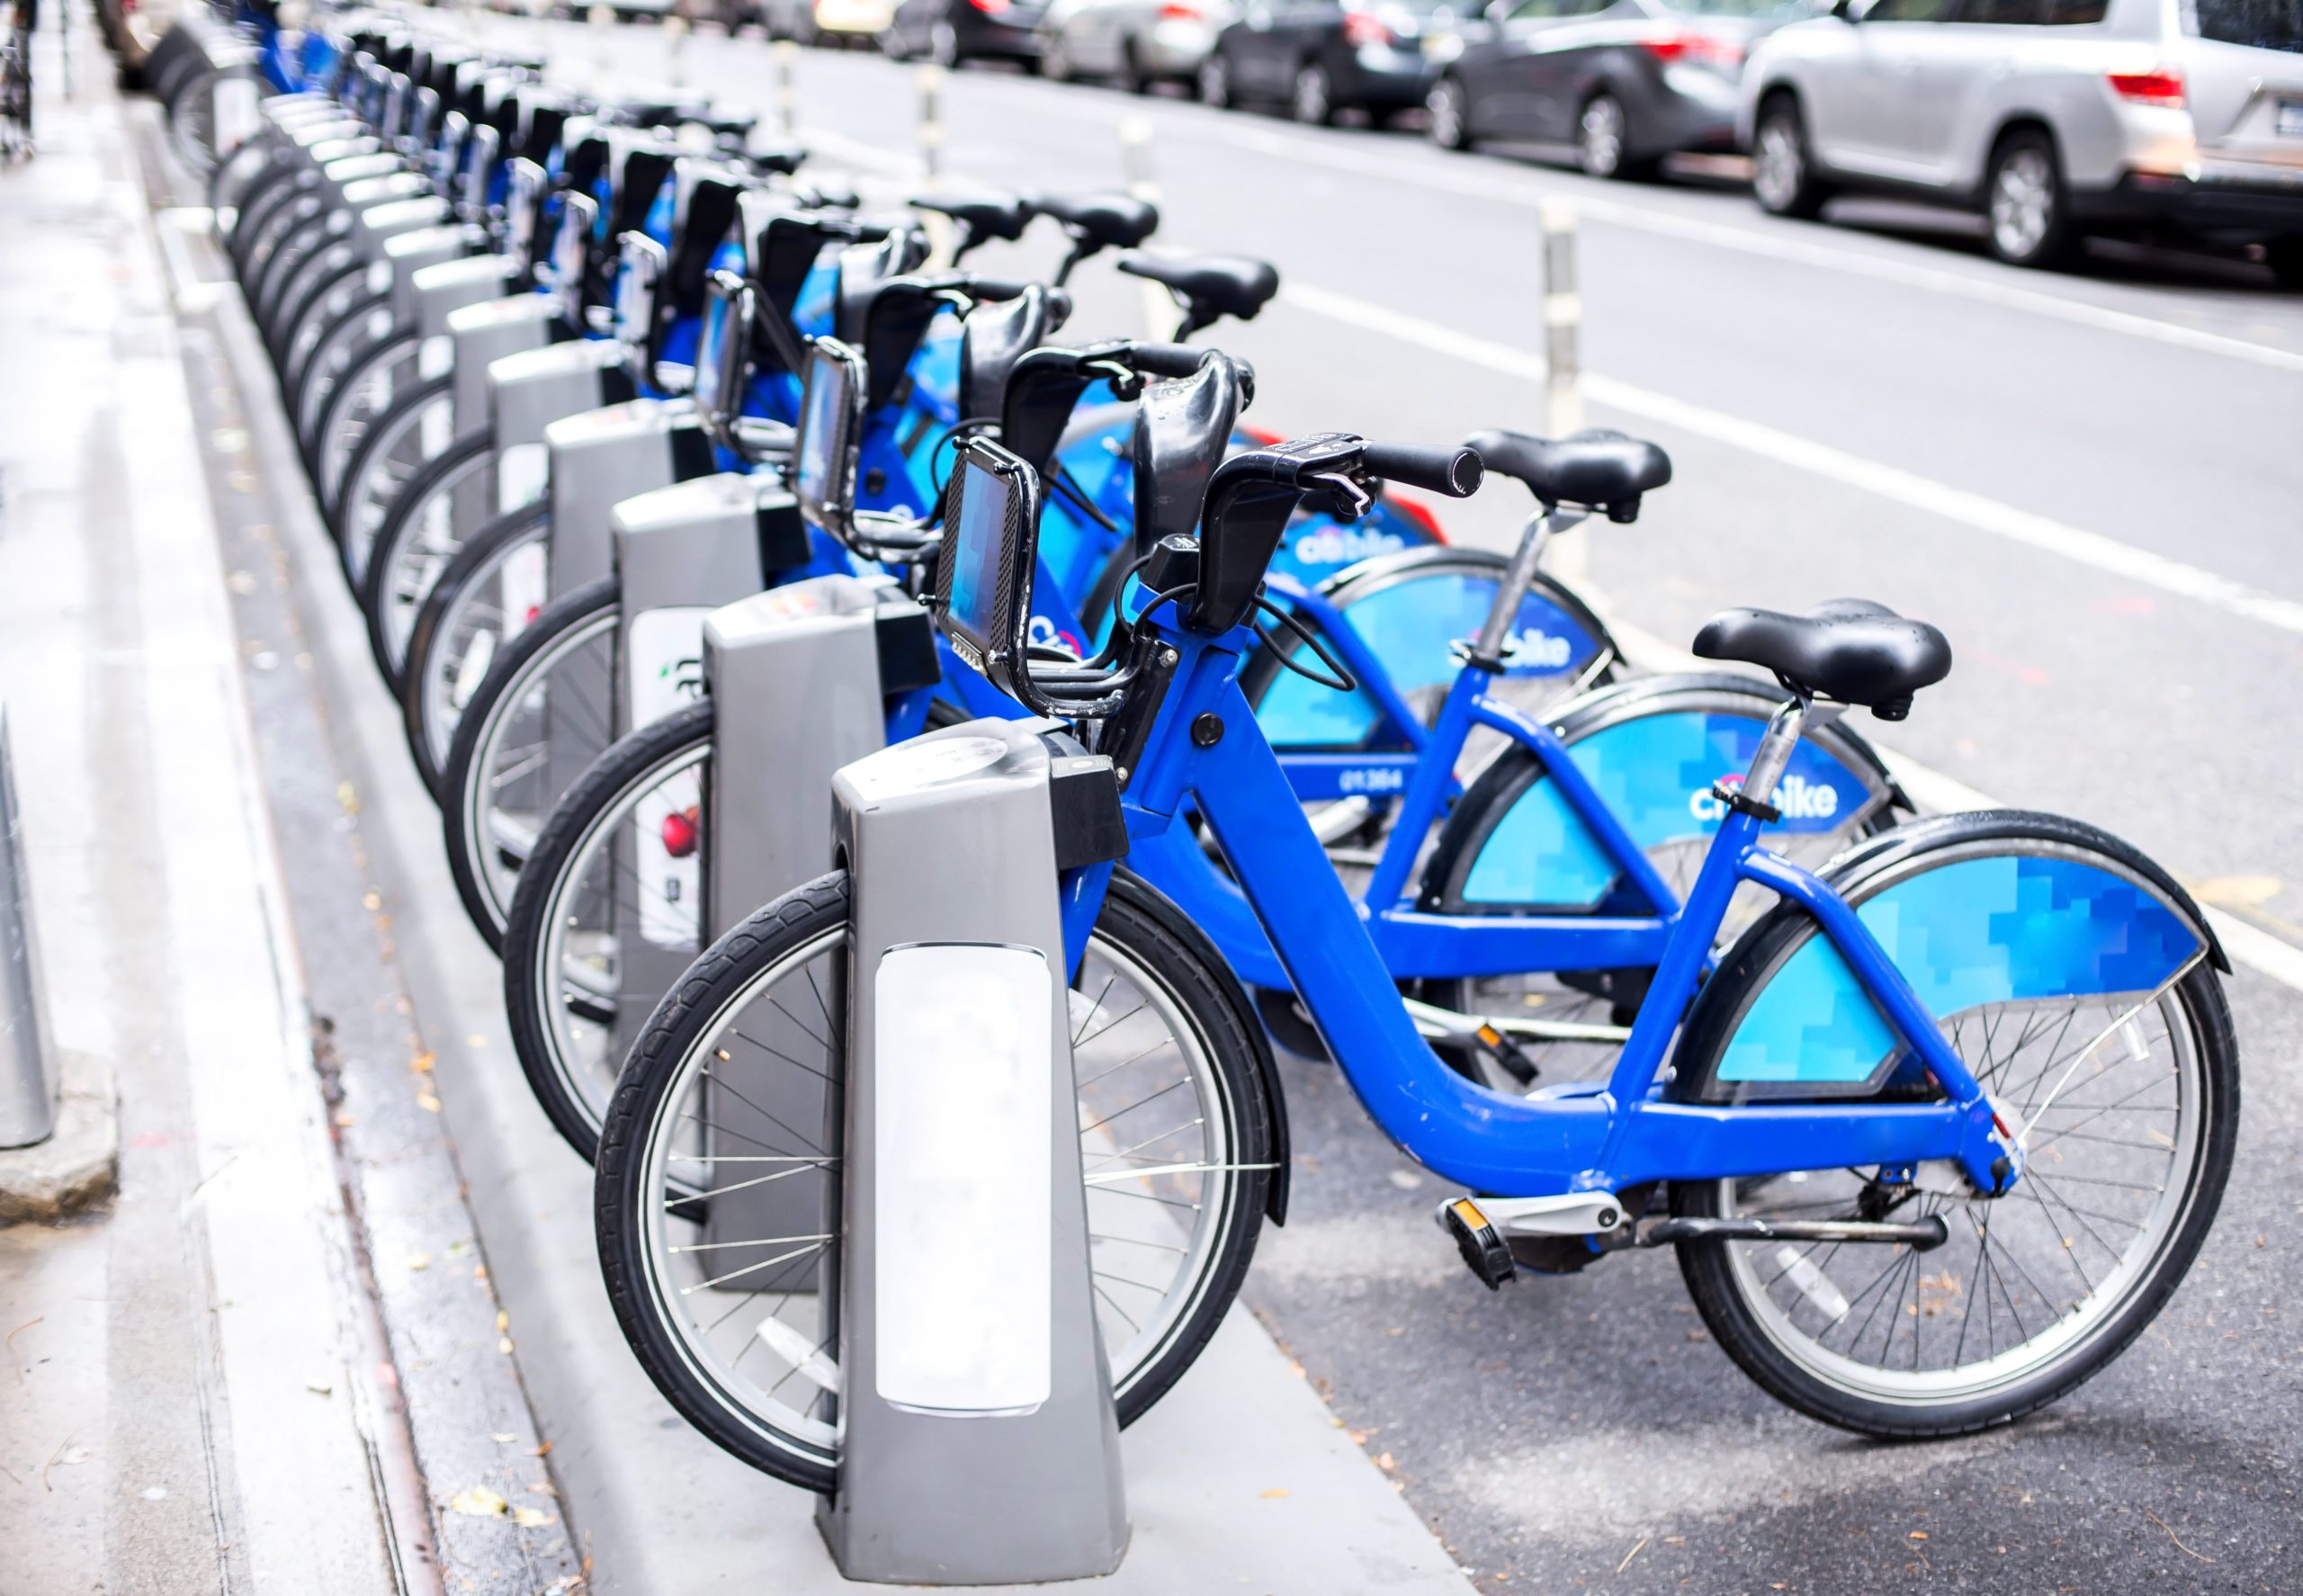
815,717,1134,1584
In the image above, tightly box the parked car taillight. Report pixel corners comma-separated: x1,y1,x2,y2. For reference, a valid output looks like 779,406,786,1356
1343,9,1395,47
2106,69,2185,108
1642,31,1743,69
1158,0,1201,16
969,0,1011,13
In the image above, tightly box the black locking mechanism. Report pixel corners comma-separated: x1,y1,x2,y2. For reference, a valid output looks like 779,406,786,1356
1040,736,1130,870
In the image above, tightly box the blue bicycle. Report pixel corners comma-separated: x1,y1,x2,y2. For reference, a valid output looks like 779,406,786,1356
592,396,2238,1484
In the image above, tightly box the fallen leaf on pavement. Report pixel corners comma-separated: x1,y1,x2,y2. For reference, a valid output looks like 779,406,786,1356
449,1486,509,1518
514,1507,557,1529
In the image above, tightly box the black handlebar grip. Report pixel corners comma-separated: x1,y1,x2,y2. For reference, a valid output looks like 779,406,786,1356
1129,342,1208,379
1361,442,1483,498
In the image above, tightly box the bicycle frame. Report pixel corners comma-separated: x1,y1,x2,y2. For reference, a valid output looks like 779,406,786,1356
1052,616,2015,1203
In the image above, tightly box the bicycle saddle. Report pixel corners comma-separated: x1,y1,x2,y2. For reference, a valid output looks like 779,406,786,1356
912,191,1033,246
1692,598,1951,722
1035,191,1159,254
748,140,808,178
1465,428,1671,522
1117,252,1279,327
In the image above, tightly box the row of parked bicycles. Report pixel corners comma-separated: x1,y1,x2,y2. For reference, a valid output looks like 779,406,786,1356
204,10,2237,1493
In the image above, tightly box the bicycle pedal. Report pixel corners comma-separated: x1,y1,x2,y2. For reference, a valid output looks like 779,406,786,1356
1435,1196,1517,1291
1473,1022,1539,1087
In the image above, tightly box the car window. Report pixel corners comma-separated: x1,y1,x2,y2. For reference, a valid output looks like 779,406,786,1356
1864,0,1958,20
1662,0,1804,15
1962,0,2106,21
2190,0,2303,50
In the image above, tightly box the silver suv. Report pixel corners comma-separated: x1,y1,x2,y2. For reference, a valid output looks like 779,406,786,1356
1738,0,2303,280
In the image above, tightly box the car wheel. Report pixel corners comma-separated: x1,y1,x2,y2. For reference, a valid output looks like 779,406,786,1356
1426,75,1468,151
2267,237,2303,292
1197,50,1231,108
879,23,909,57
1291,61,1334,125
1751,94,1830,220
930,18,961,66
1041,31,1072,78
1985,129,2074,269
1577,92,1635,179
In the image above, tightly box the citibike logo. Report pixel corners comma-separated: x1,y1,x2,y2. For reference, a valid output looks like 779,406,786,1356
1504,628,1574,670
1291,525,1407,567
1690,773,1841,823
1028,613,1087,658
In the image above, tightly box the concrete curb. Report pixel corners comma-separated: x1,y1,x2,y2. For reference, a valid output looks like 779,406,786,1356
0,1051,119,1224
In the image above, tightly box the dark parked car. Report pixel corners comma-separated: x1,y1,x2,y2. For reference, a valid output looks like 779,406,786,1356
1198,0,1460,124
883,0,1051,66
1424,0,1796,176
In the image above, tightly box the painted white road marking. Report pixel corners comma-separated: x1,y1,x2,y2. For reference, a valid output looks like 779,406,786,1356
1284,280,2303,638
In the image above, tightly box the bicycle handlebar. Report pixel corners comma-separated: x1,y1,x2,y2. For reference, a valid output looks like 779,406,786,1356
1360,442,1483,499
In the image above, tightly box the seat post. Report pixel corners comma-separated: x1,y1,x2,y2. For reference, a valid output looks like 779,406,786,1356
1469,506,1580,672
1739,697,1810,810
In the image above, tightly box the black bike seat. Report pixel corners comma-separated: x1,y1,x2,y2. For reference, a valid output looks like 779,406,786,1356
1035,191,1158,253
747,140,808,177
1693,598,1951,720
1116,252,1279,323
1465,428,1671,521
912,191,1032,244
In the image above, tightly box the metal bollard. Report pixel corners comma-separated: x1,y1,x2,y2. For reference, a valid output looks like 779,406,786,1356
1539,198,1588,578
775,39,798,136
917,64,943,182
0,706,56,1150
1119,118,1176,337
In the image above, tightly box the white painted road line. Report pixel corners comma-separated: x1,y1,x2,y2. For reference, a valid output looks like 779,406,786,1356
1284,280,2303,638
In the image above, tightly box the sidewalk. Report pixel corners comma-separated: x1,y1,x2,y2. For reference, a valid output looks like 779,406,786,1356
0,30,408,1595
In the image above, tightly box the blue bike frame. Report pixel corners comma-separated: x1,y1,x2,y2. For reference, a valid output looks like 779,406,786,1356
1049,615,2014,1203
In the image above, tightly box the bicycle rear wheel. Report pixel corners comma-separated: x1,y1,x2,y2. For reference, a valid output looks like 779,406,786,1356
594,869,1275,1488
1669,813,2238,1437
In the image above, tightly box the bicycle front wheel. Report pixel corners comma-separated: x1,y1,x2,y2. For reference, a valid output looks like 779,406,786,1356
504,700,713,1160
399,497,550,797
594,869,1275,1489
440,578,620,948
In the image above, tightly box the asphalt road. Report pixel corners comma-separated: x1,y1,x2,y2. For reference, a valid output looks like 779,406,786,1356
464,17,2303,1589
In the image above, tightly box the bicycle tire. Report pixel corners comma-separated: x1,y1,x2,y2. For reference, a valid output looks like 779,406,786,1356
503,698,716,1161
332,374,456,576
1669,811,2238,1438
292,299,400,462
359,422,492,685
398,491,545,799
594,867,1276,1489
439,578,621,950
303,318,415,500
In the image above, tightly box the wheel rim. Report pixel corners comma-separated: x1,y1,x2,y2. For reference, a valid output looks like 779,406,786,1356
1711,843,2210,1408
1200,57,1226,104
932,21,956,64
313,338,417,494
533,736,713,1141
630,919,1243,1467
461,610,620,934
341,395,453,581
373,452,494,673
419,530,550,773
1754,118,1801,211
1990,147,2054,260
1580,95,1623,177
